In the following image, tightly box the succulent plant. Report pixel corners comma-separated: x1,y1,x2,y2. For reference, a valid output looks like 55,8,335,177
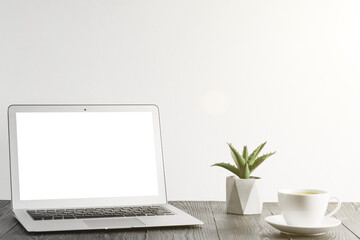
212,142,275,179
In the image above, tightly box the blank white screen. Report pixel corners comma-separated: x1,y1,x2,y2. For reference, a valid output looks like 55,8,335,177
16,112,159,200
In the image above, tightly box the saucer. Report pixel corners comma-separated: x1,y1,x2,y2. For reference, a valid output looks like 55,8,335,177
265,215,341,236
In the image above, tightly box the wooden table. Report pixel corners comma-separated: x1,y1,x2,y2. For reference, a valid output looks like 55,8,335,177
0,200,359,239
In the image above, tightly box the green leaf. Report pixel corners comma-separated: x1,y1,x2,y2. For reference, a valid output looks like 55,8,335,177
230,150,240,169
248,142,267,165
211,163,240,178
249,152,276,174
240,162,250,179
243,145,248,162
227,143,245,167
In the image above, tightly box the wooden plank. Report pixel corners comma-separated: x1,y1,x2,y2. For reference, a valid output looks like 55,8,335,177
144,201,219,240
211,201,290,240
0,200,10,219
333,202,360,239
21,228,146,240
1,200,359,240
266,202,359,240
0,200,25,238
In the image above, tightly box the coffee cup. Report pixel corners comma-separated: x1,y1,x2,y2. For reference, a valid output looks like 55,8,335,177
278,189,341,227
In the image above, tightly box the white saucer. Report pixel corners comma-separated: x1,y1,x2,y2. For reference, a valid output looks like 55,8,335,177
265,215,341,236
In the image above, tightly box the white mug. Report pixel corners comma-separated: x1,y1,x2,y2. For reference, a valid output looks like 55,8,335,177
278,189,341,227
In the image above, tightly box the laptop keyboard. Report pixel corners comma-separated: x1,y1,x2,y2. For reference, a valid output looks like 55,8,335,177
27,206,175,221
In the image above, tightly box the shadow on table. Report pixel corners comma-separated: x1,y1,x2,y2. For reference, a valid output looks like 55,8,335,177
263,231,331,239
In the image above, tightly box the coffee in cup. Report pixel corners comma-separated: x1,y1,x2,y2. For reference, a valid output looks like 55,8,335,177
278,189,341,227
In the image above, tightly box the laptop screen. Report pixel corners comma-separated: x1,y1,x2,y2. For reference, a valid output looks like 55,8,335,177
15,111,159,201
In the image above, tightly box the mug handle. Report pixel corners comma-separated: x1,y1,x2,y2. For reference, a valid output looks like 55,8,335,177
325,196,342,217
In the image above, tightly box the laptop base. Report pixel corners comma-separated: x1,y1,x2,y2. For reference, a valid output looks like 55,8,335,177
14,204,203,232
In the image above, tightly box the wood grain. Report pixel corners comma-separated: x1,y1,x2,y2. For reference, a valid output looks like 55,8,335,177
333,202,360,239
0,200,359,240
144,201,218,240
210,201,292,240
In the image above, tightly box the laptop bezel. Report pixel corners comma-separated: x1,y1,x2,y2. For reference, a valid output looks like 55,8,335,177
8,104,168,210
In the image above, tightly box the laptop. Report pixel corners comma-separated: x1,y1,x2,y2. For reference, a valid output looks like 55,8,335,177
7,104,203,232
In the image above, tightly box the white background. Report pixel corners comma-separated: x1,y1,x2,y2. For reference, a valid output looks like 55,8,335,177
16,112,159,200
1,0,359,201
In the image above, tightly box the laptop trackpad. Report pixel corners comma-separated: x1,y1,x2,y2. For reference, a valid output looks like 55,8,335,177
83,218,145,228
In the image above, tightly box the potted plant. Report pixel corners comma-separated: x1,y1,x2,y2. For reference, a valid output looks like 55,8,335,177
212,142,275,215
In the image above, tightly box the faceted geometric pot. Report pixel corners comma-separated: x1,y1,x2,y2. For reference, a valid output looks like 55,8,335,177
226,175,263,215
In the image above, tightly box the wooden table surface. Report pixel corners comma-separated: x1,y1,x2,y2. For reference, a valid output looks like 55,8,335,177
0,200,359,239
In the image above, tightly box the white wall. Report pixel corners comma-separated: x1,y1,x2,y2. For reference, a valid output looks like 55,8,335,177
1,0,359,202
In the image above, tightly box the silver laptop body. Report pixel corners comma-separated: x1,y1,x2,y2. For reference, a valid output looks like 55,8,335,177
8,104,203,232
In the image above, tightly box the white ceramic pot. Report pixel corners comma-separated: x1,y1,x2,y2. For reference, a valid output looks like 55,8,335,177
226,175,263,215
